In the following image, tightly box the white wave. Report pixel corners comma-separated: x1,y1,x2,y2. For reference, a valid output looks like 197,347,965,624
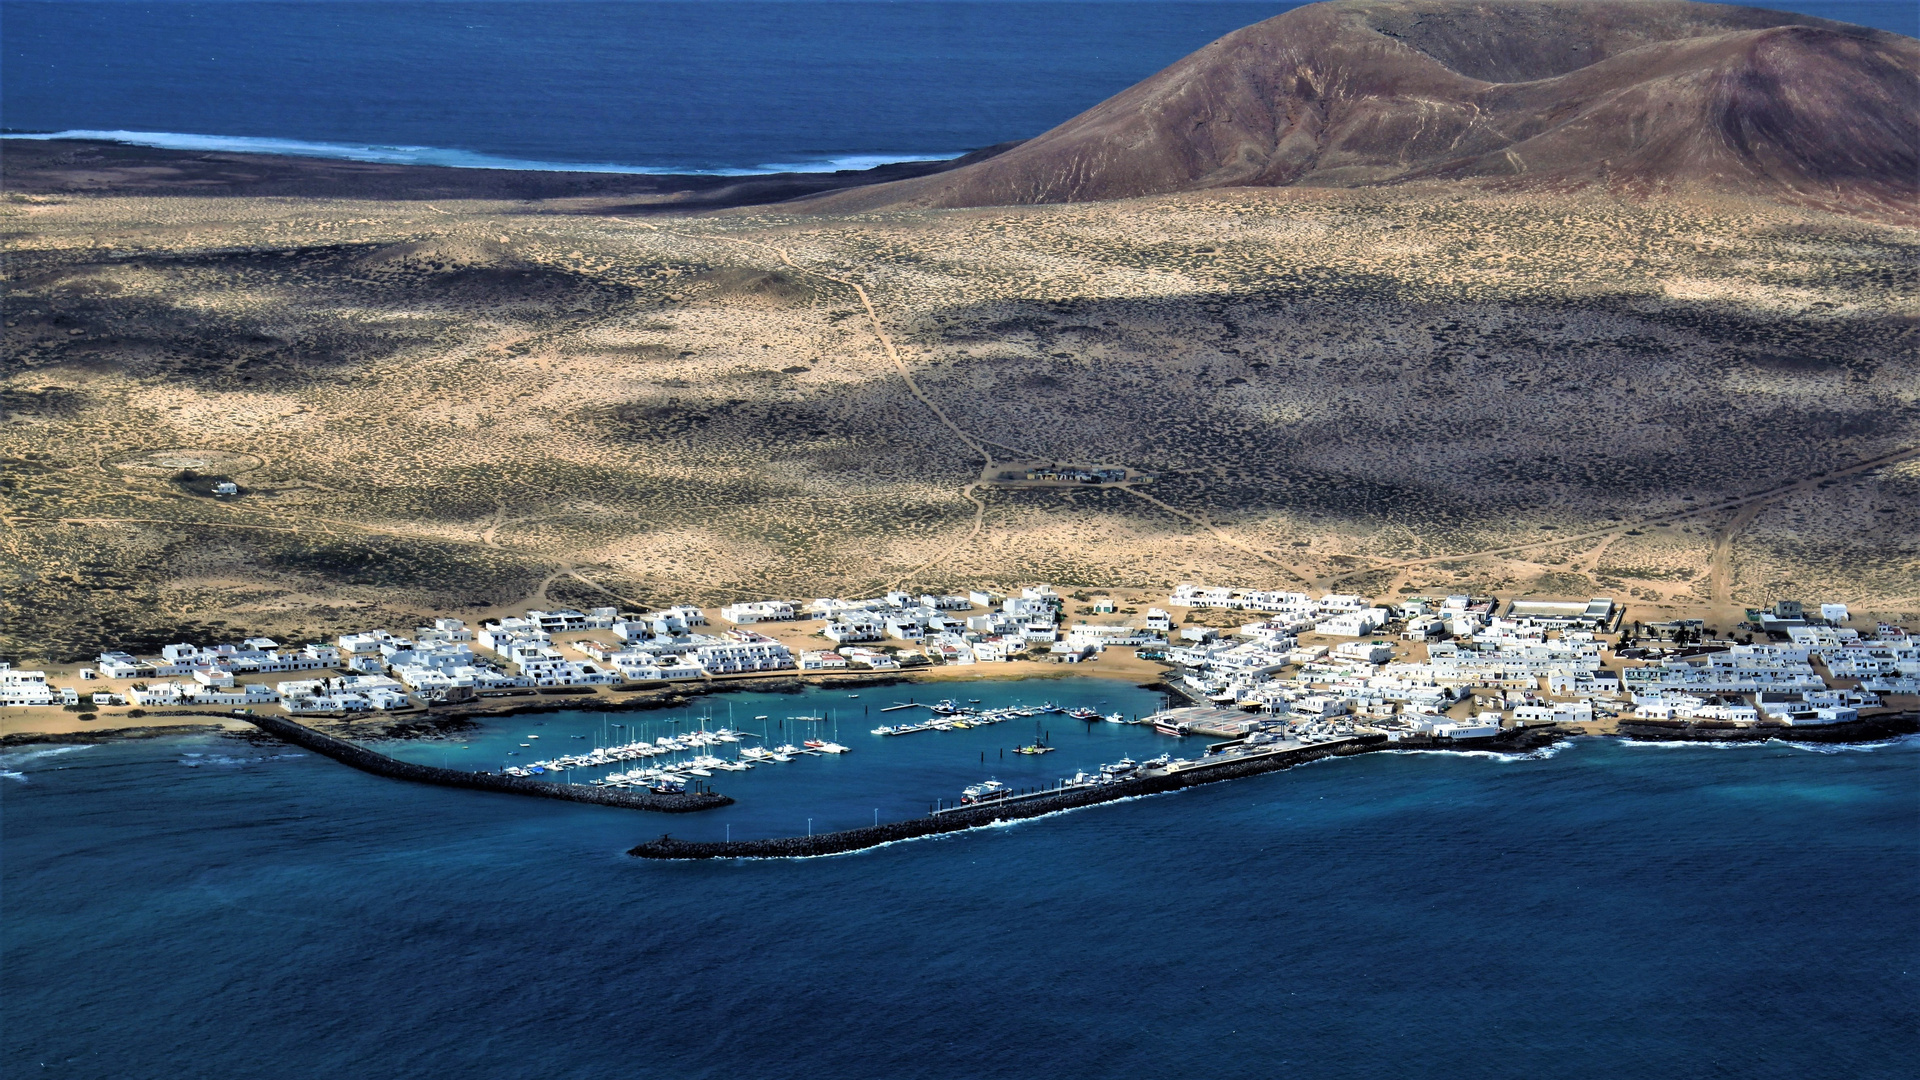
179,751,304,768
6,129,963,176
1778,732,1920,754
1381,739,1573,763
1617,738,1761,749
0,744,97,777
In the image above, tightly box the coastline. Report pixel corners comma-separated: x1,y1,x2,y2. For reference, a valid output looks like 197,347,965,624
0,660,1173,747
0,136,1018,211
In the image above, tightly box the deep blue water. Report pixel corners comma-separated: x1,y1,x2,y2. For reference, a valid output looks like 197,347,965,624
3,678,1916,1079
3,1,1914,174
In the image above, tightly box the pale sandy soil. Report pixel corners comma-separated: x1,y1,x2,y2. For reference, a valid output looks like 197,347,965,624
3,184,1915,664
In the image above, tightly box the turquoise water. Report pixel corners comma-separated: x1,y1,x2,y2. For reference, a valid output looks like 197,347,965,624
3,678,1915,1078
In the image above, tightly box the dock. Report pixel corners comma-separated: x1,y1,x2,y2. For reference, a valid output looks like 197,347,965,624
1144,705,1270,739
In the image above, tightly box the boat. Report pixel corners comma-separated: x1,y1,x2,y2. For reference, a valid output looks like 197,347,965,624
817,742,850,754
754,715,769,721
1039,703,1066,714
1100,758,1139,779
1104,712,1128,723
804,739,826,749
949,720,973,729
848,694,860,698
930,699,961,716
871,725,900,736
1067,707,1099,721
967,698,982,704
961,778,1010,804
1013,743,1055,756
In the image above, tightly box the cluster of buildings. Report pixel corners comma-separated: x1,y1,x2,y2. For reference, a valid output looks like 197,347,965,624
797,588,1082,665
1156,585,1909,735
7,580,1912,733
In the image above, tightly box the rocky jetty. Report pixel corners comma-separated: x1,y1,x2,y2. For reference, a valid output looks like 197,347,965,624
246,713,731,813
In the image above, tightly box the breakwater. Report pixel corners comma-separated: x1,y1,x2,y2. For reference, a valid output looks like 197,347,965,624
630,734,1391,859
245,713,731,813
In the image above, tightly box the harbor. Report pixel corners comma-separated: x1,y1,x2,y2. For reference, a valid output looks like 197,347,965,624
372,678,1178,837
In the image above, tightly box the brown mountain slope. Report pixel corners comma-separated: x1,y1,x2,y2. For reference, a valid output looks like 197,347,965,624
803,1,1918,219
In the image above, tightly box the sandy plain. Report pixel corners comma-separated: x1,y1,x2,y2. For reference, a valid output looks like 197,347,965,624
3,168,1917,666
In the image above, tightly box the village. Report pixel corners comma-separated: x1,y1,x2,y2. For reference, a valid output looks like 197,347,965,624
3,582,1914,744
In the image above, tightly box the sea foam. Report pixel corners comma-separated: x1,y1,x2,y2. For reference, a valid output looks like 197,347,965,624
0,743,96,780
5,129,962,176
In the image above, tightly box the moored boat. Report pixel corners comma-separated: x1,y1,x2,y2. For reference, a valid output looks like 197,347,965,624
961,778,1010,803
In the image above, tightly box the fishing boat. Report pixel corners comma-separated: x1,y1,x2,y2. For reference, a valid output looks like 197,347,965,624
1067,707,1100,721
961,778,1010,804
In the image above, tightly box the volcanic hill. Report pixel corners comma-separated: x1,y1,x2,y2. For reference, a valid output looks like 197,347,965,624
807,0,1919,220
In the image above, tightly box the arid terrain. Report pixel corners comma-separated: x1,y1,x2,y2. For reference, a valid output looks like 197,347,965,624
4,154,1915,662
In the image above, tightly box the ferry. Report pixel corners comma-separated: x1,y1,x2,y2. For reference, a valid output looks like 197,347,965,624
961,778,1010,804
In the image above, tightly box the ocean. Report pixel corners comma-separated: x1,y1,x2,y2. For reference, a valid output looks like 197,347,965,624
2,679,1915,1079
3,1,1915,174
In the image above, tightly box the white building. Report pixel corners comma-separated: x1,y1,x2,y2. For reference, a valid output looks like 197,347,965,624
720,600,798,624
0,665,54,706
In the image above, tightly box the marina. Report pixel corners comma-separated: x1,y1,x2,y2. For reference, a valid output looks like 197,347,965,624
376,678,1177,840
